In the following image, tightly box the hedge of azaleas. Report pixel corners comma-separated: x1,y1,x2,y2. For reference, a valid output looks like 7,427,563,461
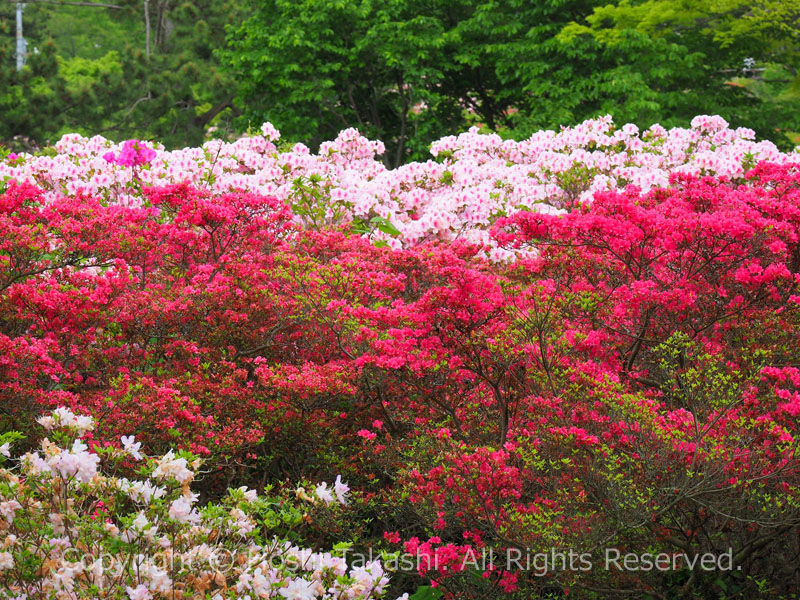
1,115,795,260
2,117,800,598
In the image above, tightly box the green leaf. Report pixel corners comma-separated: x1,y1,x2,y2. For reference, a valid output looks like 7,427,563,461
410,586,444,600
370,216,401,236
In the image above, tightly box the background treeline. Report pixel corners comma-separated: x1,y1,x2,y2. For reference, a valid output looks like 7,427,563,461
2,0,800,165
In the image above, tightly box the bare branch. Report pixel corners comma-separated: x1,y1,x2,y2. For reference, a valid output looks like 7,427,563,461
194,93,235,128
98,94,152,134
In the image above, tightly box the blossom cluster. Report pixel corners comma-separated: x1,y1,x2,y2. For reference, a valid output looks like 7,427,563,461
103,139,158,168
0,409,394,600
1,116,796,260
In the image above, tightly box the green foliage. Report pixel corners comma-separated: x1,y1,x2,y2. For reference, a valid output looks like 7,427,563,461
43,3,135,59
1,0,798,157
0,35,63,144
559,0,800,147
0,0,247,150
222,0,799,162
409,586,444,600
59,51,123,93
221,0,601,166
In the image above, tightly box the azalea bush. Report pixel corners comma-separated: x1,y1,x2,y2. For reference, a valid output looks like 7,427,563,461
0,408,399,600
1,115,797,260
2,118,800,598
366,164,800,597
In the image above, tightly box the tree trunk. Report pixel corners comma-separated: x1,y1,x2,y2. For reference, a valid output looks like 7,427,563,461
144,0,151,57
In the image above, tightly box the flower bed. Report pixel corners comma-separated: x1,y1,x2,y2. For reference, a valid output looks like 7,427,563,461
2,118,800,598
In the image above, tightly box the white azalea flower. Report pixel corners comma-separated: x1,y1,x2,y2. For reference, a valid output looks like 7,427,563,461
314,482,335,506
334,475,350,505
121,435,143,460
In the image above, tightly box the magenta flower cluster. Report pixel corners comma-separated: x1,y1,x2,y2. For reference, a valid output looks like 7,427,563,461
103,139,157,167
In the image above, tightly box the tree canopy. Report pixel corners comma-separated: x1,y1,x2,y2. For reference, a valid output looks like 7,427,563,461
558,0,800,146
0,0,243,148
1,0,799,156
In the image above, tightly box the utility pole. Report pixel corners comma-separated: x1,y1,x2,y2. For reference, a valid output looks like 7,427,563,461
16,1,27,71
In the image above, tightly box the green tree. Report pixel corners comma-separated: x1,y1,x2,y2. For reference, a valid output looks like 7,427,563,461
98,0,248,147
0,34,64,146
558,0,800,147
221,0,601,166
0,0,248,150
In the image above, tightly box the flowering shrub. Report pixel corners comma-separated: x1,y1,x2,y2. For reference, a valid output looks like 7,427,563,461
2,118,800,598
384,164,800,597
0,408,400,600
1,115,797,260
